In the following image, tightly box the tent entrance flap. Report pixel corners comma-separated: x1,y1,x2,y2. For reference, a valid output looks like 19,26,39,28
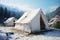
40,15,45,30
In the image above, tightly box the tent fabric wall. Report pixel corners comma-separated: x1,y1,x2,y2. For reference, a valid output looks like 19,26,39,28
15,23,31,33
40,11,50,30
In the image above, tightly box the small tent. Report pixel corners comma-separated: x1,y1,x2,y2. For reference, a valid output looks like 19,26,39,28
15,9,50,33
4,17,17,27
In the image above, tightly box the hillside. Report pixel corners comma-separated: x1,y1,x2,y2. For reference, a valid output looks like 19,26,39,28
46,7,60,21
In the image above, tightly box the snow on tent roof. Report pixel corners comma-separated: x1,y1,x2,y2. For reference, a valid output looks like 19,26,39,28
15,8,40,24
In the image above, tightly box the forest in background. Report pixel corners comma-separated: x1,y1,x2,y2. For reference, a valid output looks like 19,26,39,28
0,4,24,23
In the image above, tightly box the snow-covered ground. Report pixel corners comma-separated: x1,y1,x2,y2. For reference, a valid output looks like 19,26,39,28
0,27,60,40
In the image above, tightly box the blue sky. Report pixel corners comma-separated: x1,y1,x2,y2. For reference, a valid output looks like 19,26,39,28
0,0,60,13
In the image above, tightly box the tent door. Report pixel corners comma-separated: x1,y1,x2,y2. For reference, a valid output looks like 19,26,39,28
40,15,45,30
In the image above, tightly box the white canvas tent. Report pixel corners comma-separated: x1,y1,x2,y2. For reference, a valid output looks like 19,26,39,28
15,9,50,33
4,17,17,26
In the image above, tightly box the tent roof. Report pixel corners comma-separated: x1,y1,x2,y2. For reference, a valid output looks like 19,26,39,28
4,17,15,23
15,8,41,24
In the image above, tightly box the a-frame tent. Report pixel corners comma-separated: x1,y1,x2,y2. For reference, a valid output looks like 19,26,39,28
15,9,50,33
4,17,16,26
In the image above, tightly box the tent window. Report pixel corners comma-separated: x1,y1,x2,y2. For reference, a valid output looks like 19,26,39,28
40,15,45,30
